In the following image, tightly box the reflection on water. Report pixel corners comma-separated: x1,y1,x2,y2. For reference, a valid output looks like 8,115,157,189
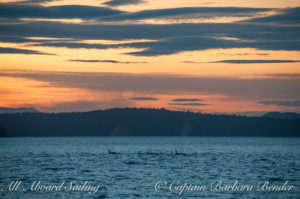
0,137,299,198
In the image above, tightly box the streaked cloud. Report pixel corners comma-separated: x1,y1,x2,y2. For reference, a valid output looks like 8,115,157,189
171,98,203,102
9,0,57,5
103,0,145,7
0,4,267,21
259,100,300,107
247,7,300,25
214,60,300,64
0,47,54,55
1,70,299,100
168,103,208,106
0,4,123,19
260,73,300,79
106,7,268,21
130,97,158,101
1,16,299,56
30,42,111,49
0,4,299,57
68,59,147,64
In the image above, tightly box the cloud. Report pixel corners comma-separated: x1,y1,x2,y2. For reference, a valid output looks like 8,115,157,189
259,100,300,107
126,36,242,56
130,97,158,101
183,61,200,64
0,36,76,43
0,4,299,57
1,70,300,100
0,47,54,55
260,73,300,79
0,4,267,21
213,60,300,64
68,59,147,64
31,42,111,49
171,98,203,102
103,0,145,7
0,4,124,19
1,18,300,56
168,103,208,106
107,7,268,21
29,36,247,56
126,35,300,56
2,0,58,5
246,7,300,25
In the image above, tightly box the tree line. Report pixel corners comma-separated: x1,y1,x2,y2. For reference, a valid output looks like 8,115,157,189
0,108,299,137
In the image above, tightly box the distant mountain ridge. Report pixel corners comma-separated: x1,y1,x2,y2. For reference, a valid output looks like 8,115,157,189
0,107,39,114
0,108,299,137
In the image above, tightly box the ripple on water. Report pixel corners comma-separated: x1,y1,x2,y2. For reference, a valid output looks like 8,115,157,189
0,137,299,199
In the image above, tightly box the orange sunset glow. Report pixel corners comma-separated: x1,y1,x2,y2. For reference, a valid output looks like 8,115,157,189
0,0,300,114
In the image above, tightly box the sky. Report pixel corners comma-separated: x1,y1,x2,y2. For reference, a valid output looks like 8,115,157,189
0,0,300,114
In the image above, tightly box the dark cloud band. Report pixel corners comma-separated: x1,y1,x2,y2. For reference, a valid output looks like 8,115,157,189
171,98,203,102
259,100,300,107
0,4,268,20
0,47,54,55
214,60,300,64
130,97,158,101
68,59,147,64
247,7,300,25
2,21,298,56
103,0,145,7
0,4,299,56
168,103,208,106
0,4,124,19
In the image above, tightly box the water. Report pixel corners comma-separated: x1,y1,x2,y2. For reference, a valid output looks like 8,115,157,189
0,137,299,198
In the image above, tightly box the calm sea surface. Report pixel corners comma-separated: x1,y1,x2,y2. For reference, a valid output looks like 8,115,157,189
0,137,299,198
